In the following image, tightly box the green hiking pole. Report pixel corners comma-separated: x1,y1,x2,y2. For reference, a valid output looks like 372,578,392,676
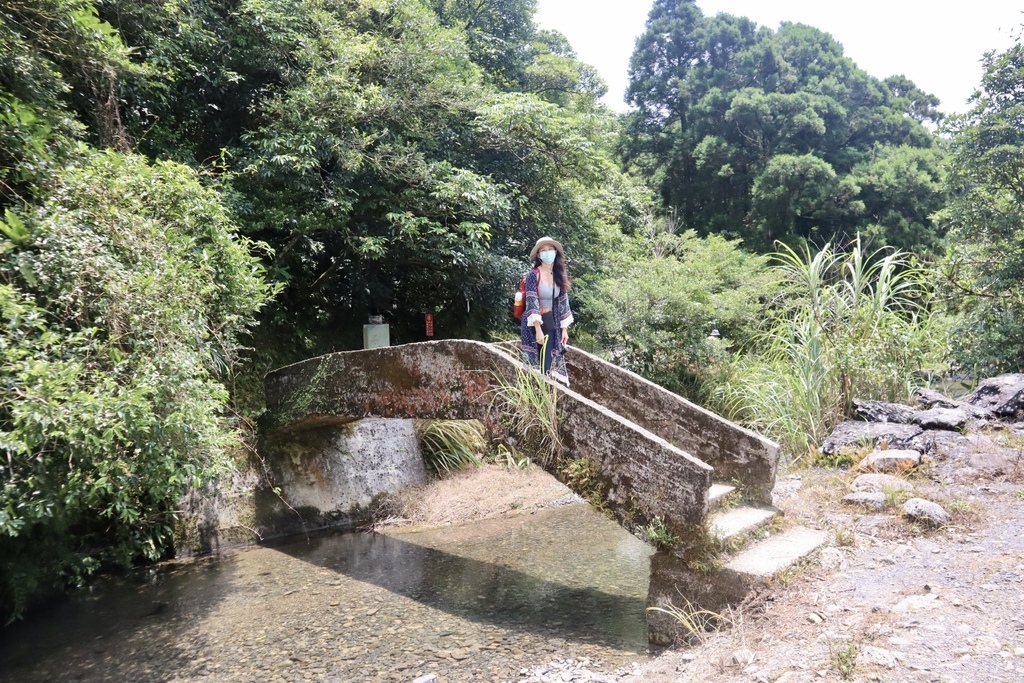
539,333,550,375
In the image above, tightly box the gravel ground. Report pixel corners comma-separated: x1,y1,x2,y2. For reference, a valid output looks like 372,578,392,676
543,430,1024,683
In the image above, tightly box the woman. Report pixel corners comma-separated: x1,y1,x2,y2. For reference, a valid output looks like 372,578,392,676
520,236,574,385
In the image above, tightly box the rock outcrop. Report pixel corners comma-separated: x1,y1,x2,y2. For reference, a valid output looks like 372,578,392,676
820,374,1024,529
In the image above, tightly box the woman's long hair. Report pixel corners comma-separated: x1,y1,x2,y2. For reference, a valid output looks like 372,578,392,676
533,252,572,292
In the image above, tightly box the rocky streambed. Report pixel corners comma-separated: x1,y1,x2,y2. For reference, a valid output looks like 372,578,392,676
0,501,655,683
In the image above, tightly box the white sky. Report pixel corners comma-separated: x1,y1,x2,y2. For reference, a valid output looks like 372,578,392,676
534,0,1024,115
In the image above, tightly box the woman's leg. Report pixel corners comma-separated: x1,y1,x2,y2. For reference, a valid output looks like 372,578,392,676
540,311,557,375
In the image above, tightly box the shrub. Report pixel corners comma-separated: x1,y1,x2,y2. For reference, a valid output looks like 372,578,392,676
0,151,274,622
415,420,485,475
581,229,777,403
717,238,938,459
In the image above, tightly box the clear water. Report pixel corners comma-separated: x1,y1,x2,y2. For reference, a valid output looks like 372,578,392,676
0,504,655,682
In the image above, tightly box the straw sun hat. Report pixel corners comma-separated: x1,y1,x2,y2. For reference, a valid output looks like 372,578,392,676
529,236,564,261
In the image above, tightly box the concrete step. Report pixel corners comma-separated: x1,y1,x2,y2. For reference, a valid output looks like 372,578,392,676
708,504,779,542
725,526,828,578
708,483,736,511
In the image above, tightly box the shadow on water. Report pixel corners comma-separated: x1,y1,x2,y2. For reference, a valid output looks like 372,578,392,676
272,508,651,651
0,556,239,678
0,505,655,681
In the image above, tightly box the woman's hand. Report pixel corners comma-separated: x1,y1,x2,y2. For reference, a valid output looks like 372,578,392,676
535,329,546,345
561,328,569,346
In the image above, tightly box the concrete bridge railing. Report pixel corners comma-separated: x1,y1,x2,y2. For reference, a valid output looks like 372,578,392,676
261,339,779,542
562,350,779,505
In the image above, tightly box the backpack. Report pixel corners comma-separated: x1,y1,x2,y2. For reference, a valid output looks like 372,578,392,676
512,273,527,320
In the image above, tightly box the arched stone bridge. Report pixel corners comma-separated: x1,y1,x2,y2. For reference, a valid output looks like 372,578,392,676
261,339,779,541
259,340,828,643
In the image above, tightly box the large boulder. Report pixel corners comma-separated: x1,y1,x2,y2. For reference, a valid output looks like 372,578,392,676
906,429,977,457
915,388,994,420
910,407,970,431
852,400,916,424
820,421,923,455
915,388,961,410
964,374,1024,419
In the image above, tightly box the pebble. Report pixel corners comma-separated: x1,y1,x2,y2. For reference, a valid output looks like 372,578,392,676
903,498,951,527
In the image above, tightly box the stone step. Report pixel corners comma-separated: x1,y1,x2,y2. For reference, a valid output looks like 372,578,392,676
724,526,828,578
708,483,736,511
708,505,779,542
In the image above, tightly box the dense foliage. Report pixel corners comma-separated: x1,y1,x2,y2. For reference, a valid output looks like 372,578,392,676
622,0,946,253
582,226,777,402
0,0,274,621
938,43,1024,375
0,151,272,620
0,0,135,206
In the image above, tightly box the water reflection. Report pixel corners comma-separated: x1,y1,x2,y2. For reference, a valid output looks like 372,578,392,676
0,558,240,678
0,503,655,682
276,504,652,650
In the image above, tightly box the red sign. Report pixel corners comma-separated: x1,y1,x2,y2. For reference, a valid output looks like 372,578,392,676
425,313,434,337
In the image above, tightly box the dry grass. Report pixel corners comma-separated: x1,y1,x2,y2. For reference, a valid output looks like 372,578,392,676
377,463,572,529
777,469,852,521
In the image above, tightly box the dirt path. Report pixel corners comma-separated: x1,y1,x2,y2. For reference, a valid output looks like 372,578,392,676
630,455,1024,682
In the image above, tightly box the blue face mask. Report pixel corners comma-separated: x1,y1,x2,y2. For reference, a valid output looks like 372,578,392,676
539,250,556,265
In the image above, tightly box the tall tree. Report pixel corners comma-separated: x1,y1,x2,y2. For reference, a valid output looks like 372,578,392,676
623,1,945,253
939,40,1024,375
430,0,537,88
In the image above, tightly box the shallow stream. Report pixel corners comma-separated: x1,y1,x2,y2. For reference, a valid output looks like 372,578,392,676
0,503,655,682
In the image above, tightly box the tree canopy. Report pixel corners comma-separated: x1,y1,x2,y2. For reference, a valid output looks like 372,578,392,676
938,41,1024,376
104,0,644,366
623,0,946,253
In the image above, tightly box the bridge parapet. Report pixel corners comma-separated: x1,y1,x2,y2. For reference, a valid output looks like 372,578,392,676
263,340,501,431
562,351,779,504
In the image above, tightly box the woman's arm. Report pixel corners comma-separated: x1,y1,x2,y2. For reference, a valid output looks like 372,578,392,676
556,288,573,345
522,269,545,343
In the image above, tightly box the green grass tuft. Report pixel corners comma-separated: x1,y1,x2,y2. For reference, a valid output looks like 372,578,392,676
489,364,563,467
415,419,485,475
